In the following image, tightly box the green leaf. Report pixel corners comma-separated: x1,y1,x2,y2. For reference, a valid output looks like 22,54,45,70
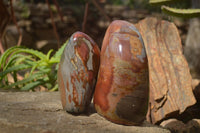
14,55,35,66
0,64,32,78
49,84,58,91
12,48,46,60
13,71,18,83
3,54,32,71
0,46,21,69
0,46,46,71
162,5,200,18
3,72,45,89
55,63,59,71
20,80,44,90
49,40,68,64
30,63,39,75
38,66,51,73
23,59,38,66
49,57,60,64
53,40,68,59
0,42,68,91
149,0,174,5
46,49,54,61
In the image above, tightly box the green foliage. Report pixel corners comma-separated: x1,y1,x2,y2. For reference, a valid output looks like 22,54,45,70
15,1,31,19
149,0,200,18
0,40,68,91
162,6,200,18
149,0,174,5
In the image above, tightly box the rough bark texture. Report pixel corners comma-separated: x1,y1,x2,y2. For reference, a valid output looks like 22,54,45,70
0,92,171,133
137,17,196,124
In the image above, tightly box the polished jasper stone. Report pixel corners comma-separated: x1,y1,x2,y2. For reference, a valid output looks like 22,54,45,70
94,20,149,125
58,31,100,114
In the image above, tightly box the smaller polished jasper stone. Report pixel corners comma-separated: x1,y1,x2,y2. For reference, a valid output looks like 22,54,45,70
94,20,149,125
58,31,100,114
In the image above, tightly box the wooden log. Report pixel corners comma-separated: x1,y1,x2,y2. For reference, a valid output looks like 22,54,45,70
136,17,196,124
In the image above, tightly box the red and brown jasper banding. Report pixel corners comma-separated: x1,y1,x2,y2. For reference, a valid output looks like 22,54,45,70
58,31,100,114
94,20,149,125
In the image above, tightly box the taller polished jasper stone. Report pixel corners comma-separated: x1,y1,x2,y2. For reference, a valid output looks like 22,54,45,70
58,32,100,114
94,20,149,125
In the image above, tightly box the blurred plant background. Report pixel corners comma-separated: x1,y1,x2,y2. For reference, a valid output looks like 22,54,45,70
0,0,199,91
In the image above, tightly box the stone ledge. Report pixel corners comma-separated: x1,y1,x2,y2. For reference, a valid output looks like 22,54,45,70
0,92,170,133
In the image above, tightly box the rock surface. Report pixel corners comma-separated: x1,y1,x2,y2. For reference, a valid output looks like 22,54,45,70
137,17,196,124
0,92,170,133
160,119,200,133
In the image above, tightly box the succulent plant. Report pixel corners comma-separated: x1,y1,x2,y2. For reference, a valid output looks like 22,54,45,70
149,0,200,18
0,41,67,91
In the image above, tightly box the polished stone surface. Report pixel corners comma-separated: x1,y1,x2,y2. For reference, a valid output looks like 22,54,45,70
94,20,149,125
58,31,100,114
